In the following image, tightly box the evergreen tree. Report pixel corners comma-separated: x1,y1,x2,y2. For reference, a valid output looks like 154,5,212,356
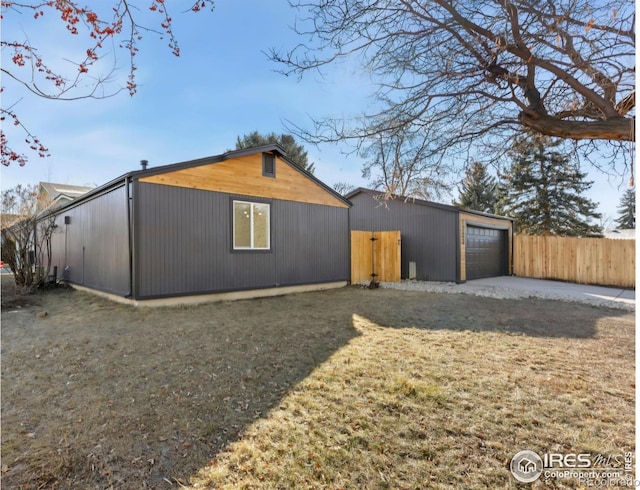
235,131,315,173
614,188,635,229
453,161,497,213
497,135,602,236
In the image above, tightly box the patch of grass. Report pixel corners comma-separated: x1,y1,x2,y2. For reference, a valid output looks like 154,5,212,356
1,276,634,489
388,375,447,405
190,309,634,489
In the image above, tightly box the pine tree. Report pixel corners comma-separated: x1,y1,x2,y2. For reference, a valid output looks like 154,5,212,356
453,161,497,213
235,131,315,173
614,188,635,229
497,135,602,236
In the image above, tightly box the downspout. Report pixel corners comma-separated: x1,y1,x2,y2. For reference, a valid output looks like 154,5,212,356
455,211,461,283
32,220,38,281
64,218,68,279
510,218,515,277
125,176,134,298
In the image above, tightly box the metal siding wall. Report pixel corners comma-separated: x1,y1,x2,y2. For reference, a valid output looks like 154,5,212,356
349,193,458,282
49,186,129,295
273,201,350,285
49,215,66,278
136,183,349,298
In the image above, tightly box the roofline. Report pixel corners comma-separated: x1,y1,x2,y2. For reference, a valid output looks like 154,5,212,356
39,182,94,192
53,193,83,201
128,143,289,180
458,207,515,222
276,154,351,207
38,175,128,219
39,143,349,217
345,187,459,213
345,187,513,221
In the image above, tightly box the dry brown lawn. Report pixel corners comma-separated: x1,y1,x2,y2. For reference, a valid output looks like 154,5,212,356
1,275,634,489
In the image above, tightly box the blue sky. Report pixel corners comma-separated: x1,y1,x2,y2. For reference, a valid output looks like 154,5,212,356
1,1,633,224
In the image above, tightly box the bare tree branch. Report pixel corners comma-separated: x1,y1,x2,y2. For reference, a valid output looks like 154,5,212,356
1,0,215,166
272,0,635,175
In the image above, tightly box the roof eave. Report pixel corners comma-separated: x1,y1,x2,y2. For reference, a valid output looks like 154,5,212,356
129,143,289,180
345,187,458,213
458,207,515,222
37,143,349,216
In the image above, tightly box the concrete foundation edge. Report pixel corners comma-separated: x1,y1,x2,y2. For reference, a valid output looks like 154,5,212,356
67,281,349,307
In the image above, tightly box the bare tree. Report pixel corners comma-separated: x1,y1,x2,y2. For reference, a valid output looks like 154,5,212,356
361,130,451,201
332,181,355,196
1,1,215,166
270,0,635,170
1,184,58,291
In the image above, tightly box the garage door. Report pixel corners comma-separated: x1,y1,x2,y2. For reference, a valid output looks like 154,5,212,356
465,226,505,280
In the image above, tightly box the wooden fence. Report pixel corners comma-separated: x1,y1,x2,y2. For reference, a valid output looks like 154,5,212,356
351,230,401,284
513,235,635,288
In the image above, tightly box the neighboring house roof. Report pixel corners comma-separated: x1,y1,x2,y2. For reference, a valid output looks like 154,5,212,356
39,144,351,217
39,182,94,202
345,187,514,221
37,182,95,217
603,229,636,240
0,213,23,230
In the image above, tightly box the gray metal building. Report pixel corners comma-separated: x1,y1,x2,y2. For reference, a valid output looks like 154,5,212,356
346,188,514,283
45,144,351,303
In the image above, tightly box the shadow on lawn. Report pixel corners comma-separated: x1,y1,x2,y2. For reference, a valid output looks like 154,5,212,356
1,284,631,488
353,288,629,339
1,285,361,489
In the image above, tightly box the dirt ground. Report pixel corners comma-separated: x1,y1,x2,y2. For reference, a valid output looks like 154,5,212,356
1,275,635,489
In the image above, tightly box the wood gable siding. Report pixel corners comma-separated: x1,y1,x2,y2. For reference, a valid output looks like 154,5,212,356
138,154,347,208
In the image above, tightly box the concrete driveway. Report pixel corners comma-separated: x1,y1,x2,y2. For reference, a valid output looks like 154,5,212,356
464,276,635,309
381,276,635,311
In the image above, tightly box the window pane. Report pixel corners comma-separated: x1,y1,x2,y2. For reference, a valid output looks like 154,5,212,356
263,153,275,176
233,202,251,248
253,203,269,249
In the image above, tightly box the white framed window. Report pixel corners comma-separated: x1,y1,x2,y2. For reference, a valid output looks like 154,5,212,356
233,200,270,250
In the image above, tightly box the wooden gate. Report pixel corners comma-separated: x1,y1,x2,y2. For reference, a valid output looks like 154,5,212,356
351,230,401,283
